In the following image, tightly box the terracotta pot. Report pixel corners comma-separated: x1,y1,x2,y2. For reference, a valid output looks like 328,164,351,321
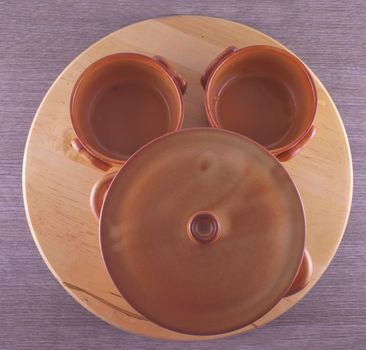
70,53,186,170
90,128,312,336
201,46,317,161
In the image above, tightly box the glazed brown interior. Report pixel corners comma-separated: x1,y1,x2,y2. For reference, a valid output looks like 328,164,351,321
71,54,182,162
100,128,305,335
207,47,316,151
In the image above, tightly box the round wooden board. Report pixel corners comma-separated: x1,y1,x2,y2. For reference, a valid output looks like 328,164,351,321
23,16,353,340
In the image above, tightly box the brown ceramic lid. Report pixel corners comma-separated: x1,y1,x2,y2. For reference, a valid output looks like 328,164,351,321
100,128,305,335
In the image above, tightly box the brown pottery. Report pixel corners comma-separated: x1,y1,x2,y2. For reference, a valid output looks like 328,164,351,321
90,128,312,335
201,46,317,161
70,53,186,170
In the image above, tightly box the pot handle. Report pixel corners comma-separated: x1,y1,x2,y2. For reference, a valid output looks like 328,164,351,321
200,46,238,89
276,126,316,162
71,138,112,171
90,171,117,219
153,56,187,95
285,249,313,297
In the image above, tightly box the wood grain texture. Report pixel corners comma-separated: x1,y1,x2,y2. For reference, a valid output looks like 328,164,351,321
1,1,365,349
22,14,352,340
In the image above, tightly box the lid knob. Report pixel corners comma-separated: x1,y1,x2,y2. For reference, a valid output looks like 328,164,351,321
188,212,219,244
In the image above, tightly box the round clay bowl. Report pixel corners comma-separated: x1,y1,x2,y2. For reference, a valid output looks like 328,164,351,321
99,128,306,335
70,53,184,165
203,46,317,157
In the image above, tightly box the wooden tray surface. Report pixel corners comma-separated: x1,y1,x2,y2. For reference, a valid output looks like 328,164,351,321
23,15,353,340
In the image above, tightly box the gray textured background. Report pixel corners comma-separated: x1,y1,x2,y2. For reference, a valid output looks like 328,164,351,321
0,1,365,349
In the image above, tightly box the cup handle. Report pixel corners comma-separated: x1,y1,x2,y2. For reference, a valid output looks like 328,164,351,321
90,171,117,219
285,249,313,297
71,138,112,171
276,126,316,162
200,46,238,89
153,56,187,95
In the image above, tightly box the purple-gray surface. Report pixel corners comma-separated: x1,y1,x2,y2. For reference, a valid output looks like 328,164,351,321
0,1,365,349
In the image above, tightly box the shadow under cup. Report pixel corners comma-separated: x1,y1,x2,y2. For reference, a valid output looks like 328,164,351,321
205,46,317,157
71,53,184,165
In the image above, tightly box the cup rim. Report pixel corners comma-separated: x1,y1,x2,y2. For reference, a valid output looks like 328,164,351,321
98,127,307,336
204,45,318,156
70,52,184,165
